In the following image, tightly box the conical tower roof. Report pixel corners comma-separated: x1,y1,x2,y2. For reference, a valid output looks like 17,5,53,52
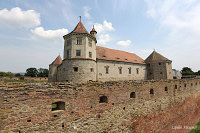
71,21,89,34
51,55,62,65
90,26,97,33
145,51,171,63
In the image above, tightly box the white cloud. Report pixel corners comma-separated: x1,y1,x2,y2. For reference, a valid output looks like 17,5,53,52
145,0,200,71
0,7,40,29
94,20,115,33
117,40,131,46
97,34,112,45
31,27,68,43
83,6,91,19
145,0,200,36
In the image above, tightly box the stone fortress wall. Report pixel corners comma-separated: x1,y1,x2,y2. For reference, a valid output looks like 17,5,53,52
57,59,96,82
1,78,200,132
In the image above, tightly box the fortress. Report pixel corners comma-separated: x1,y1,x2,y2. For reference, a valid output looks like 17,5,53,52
1,20,200,133
48,20,173,83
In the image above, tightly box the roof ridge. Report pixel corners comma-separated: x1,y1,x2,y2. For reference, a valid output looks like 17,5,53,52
96,46,137,56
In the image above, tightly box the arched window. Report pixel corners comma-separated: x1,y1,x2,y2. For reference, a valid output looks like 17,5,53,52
52,101,65,111
130,92,136,98
99,96,108,103
150,89,154,95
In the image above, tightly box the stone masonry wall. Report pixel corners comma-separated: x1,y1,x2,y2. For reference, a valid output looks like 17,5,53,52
0,78,200,133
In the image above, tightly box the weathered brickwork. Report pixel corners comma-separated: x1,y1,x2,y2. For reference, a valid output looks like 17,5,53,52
0,78,200,132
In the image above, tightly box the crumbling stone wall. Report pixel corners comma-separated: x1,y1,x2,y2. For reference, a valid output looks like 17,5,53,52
0,78,200,132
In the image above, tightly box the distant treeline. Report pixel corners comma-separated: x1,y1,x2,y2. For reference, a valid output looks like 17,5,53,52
181,67,200,76
0,68,49,78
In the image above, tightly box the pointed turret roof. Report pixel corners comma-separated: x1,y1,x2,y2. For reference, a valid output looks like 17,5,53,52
71,21,89,34
145,51,171,63
51,55,62,65
90,26,97,33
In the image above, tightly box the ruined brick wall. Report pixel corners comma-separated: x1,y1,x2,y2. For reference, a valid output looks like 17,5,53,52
0,78,200,133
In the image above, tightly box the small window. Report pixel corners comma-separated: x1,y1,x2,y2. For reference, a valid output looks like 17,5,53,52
136,68,139,74
76,50,81,56
66,39,71,46
52,101,65,111
77,37,82,45
90,68,94,72
73,67,78,72
105,66,109,74
99,96,108,103
150,89,154,95
128,68,131,74
191,83,193,86
160,72,163,74
184,84,186,87
88,39,92,47
159,62,161,65
130,92,136,98
165,87,168,91
175,85,177,89
89,52,92,58
66,50,70,58
119,67,122,74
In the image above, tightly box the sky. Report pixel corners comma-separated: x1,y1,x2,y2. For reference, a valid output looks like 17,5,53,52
0,0,200,73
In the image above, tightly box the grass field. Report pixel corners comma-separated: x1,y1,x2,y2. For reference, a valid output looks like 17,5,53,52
190,122,200,133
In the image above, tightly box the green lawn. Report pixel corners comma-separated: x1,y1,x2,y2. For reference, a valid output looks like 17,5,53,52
190,122,200,133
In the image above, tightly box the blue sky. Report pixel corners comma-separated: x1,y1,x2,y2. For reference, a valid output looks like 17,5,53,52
0,0,200,72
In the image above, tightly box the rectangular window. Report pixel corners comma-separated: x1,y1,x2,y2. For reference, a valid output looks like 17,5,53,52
73,67,78,72
77,37,82,45
76,50,81,56
88,39,92,47
119,67,122,74
90,68,94,72
89,52,92,58
105,66,109,74
66,50,70,58
136,68,139,74
128,68,131,74
66,39,71,46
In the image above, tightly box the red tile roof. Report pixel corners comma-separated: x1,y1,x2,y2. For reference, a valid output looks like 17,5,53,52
90,26,97,33
71,21,89,34
51,55,62,65
96,46,145,64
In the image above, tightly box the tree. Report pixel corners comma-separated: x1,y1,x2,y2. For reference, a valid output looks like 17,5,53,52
181,67,194,76
37,68,49,77
25,68,38,77
195,70,200,75
5,72,15,78
0,72,6,77
15,73,21,77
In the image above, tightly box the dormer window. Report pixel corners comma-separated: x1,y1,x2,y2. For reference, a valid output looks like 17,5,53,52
77,37,82,45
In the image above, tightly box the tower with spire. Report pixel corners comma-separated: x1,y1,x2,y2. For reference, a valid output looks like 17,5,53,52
49,18,98,82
